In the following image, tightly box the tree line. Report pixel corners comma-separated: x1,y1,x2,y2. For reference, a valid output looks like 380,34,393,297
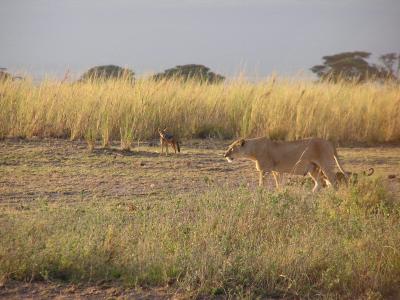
2,51,399,83
79,64,225,84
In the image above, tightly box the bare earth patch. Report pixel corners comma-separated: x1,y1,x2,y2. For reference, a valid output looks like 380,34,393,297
0,281,177,300
0,138,260,205
0,138,399,298
1,138,399,205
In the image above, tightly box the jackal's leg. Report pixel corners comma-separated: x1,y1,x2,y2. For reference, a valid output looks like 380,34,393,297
172,142,177,153
165,144,169,156
160,139,164,155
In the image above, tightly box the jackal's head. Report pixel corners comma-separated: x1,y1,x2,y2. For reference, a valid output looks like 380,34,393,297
158,127,167,136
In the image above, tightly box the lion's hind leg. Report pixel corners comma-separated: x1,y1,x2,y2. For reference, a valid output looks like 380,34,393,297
318,163,337,189
308,168,322,192
307,163,327,192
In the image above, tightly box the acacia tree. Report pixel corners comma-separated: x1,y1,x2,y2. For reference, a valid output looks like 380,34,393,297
153,64,225,84
310,51,383,82
0,68,24,81
80,65,134,82
0,68,12,81
377,53,400,80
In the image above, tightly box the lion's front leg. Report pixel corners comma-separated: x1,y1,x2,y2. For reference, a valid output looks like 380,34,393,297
272,171,281,189
259,170,271,187
256,161,271,188
259,171,264,186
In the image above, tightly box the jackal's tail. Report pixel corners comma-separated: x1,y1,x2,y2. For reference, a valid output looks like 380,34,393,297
176,141,180,153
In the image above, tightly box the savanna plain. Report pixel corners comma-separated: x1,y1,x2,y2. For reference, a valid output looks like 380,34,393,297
0,77,400,299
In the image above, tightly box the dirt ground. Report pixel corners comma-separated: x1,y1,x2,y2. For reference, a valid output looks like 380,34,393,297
0,138,260,206
1,138,399,299
0,281,179,300
1,138,399,205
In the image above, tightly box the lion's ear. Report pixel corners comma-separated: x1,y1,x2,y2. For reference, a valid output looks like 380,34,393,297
240,139,246,146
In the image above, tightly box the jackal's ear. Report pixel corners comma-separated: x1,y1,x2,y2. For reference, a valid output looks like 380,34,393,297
240,139,245,146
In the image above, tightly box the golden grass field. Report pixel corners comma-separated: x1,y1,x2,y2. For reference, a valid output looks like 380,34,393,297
1,77,399,146
0,77,400,299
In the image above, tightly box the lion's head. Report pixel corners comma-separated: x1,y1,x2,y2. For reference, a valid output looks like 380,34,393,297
224,139,246,162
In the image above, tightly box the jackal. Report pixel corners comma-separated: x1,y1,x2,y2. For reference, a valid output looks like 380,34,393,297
158,128,180,155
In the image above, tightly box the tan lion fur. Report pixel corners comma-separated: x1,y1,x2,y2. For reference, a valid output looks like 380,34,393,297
224,137,347,192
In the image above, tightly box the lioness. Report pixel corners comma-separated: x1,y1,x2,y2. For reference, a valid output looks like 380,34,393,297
224,137,347,192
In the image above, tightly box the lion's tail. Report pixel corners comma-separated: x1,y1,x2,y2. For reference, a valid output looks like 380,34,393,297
364,167,374,176
333,148,347,178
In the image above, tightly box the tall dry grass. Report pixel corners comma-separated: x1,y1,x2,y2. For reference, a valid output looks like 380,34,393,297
0,76,399,148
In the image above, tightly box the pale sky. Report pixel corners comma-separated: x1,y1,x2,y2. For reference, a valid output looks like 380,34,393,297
1,0,399,80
